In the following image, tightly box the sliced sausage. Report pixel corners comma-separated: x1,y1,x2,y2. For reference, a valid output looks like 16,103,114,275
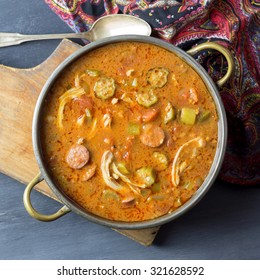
66,144,90,169
142,108,159,123
140,124,165,148
121,196,136,207
73,96,94,112
82,164,97,181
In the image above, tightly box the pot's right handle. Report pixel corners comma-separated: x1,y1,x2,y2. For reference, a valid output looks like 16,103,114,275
23,172,71,222
186,42,235,87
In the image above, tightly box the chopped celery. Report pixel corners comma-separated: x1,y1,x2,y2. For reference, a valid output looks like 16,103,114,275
195,177,203,187
86,69,100,77
136,167,156,187
180,107,197,125
151,183,161,193
198,110,211,122
127,123,140,135
136,88,158,108
102,189,120,201
117,162,130,175
174,197,182,207
184,182,194,190
140,188,151,198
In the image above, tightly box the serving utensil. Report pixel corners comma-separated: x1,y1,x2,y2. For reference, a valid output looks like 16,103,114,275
0,14,152,48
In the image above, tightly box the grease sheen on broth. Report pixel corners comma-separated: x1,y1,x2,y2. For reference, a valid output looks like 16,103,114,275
41,42,218,222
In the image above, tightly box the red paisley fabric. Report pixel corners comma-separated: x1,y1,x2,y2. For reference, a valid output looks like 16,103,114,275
45,0,260,185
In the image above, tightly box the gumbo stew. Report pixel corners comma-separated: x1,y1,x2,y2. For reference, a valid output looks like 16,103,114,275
41,42,218,222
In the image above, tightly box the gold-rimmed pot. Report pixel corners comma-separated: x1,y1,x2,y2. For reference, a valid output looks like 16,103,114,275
23,36,234,229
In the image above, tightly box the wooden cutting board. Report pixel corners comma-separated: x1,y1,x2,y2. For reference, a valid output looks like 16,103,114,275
0,39,159,246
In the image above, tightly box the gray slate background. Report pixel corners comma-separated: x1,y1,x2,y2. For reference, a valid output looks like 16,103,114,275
0,0,259,260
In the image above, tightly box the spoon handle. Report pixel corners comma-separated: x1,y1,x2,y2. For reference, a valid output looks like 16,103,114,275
0,31,92,47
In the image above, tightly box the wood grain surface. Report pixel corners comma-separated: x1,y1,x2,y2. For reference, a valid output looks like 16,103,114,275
0,39,159,246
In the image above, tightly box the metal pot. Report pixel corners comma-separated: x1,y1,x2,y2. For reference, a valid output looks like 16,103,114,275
23,35,234,229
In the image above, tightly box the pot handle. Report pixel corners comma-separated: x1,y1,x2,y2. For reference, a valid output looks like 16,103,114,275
23,172,71,222
186,42,234,87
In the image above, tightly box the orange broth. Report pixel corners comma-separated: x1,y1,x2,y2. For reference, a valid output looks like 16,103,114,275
40,42,218,222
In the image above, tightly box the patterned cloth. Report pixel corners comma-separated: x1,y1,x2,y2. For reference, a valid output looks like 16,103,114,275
45,0,260,186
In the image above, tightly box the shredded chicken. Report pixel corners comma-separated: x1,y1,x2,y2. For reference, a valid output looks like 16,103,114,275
101,151,124,192
111,163,144,194
171,137,205,187
121,92,134,104
86,118,97,140
111,98,119,105
103,113,112,128
101,151,145,196
57,87,86,128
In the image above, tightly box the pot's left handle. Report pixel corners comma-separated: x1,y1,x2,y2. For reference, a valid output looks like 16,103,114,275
23,172,71,222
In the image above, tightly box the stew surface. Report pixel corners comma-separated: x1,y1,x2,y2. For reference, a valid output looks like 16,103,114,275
41,42,218,222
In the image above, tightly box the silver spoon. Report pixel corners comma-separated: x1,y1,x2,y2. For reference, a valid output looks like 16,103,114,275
0,14,151,48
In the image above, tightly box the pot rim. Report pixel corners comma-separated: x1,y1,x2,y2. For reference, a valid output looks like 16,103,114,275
32,35,227,229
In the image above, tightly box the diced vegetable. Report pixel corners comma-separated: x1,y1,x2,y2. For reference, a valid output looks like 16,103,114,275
180,107,197,125
140,188,151,198
136,88,158,108
127,123,140,135
94,77,116,100
103,113,112,128
136,167,156,187
126,69,134,76
183,181,194,190
198,110,211,122
164,102,175,124
132,78,138,87
184,178,202,191
102,189,120,201
174,197,182,207
195,177,203,187
85,108,92,121
117,162,130,175
147,67,169,88
86,69,100,77
151,183,161,193
153,152,169,170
